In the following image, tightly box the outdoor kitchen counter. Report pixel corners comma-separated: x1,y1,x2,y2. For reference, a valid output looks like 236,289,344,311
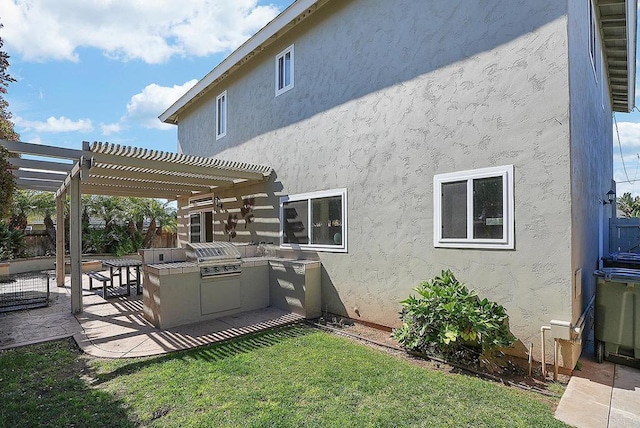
244,257,321,319
143,260,268,330
142,257,321,329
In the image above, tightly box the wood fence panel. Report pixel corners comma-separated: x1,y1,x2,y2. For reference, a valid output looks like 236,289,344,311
610,218,640,253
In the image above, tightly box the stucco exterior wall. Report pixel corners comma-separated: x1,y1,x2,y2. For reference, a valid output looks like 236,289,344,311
176,0,573,350
567,0,615,326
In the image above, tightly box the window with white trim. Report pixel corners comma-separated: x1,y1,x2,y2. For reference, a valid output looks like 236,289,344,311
190,211,213,243
216,91,227,139
433,165,514,249
189,213,202,243
280,188,347,252
275,45,294,96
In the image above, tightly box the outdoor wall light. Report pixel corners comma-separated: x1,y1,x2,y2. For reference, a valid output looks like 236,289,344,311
214,196,223,210
603,189,616,205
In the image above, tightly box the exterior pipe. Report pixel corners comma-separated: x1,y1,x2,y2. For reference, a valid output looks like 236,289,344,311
573,295,595,336
554,339,559,381
541,326,551,379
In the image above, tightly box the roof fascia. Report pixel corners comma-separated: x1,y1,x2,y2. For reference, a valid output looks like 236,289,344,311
626,0,637,111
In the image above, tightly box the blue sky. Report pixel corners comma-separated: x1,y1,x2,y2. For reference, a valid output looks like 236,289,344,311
0,0,294,152
1,1,640,195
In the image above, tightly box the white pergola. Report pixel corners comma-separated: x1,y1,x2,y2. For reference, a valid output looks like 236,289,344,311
1,139,272,313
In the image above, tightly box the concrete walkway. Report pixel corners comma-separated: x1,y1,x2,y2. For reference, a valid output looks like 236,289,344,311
555,345,640,427
0,274,303,357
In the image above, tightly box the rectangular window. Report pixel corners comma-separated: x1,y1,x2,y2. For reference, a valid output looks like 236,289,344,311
216,91,227,140
434,165,514,249
280,188,347,252
189,211,214,243
275,45,294,96
190,213,201,243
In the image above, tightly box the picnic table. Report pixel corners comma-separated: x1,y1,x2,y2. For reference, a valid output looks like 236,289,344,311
102,258,143,296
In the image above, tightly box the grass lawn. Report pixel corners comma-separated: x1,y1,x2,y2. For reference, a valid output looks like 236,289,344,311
0,325,568,427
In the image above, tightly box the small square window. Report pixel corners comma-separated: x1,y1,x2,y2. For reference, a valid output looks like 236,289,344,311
275,45,294,96
216,91,227,140
434,165,514,249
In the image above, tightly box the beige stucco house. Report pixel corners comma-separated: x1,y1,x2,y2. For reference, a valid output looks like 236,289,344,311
159,0,637,368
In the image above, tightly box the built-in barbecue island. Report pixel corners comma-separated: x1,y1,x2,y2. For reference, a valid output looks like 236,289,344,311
141,243,321,329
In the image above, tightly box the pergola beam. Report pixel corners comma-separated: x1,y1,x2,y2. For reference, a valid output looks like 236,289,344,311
9,157,74,173
79,184,188,199
83,176,218,194
15,179,62,192
87,165,236,188
89,151,266,181
14,170,67,182
0,139,82,160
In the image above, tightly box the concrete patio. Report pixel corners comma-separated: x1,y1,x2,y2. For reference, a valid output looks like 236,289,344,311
0,273,303,357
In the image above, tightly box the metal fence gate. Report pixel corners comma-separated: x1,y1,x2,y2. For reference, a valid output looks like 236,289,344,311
0,271,51,313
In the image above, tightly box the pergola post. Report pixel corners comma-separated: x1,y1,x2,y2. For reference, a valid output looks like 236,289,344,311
69,174,82,313
56,194,65,287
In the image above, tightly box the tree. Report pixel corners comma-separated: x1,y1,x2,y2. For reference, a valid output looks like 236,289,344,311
10,190,36,230
140,199,177,248
121,198,177,248
0,23,18,219
85,195,126,232
617,192,640,218
32,191,57,252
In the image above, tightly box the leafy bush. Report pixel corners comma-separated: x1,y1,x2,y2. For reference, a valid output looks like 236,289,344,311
392,270,515,358
105,225,141,256
0,220,26,260
82,225,142,256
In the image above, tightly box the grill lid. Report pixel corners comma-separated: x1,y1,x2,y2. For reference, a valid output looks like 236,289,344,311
185,242,241,264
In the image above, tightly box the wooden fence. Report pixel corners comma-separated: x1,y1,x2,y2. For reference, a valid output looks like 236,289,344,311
610,217,640,253
22,230,177,257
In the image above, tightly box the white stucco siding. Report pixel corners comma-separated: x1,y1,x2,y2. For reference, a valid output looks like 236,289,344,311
177,0,572,347
567,0,615,325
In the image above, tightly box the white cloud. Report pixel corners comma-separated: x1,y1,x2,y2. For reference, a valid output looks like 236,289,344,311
614,121,640,149
100,122,122,136
14,115,94,133
0,0,282,64
123,80,198,130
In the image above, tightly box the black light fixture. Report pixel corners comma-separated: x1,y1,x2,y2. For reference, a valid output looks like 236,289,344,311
214,196,223,210
603,189,616,205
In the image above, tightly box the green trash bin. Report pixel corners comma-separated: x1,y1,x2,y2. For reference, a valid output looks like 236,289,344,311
593,268,640,365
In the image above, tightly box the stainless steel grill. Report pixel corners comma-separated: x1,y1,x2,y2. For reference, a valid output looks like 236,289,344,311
185,242,242,277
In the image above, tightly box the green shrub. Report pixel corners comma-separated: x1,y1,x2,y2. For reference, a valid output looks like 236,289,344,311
0,220,26,260
392,270,515,358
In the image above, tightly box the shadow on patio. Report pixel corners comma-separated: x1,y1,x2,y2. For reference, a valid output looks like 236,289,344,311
73,273,305,358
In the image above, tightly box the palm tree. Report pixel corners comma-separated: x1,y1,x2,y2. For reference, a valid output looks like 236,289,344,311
617,192,640,218
140,199,177,248
31,191,57,253
9,190,36,230
85,195,126,231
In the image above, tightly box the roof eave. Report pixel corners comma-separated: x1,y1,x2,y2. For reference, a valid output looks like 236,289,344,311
600,0,637,113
